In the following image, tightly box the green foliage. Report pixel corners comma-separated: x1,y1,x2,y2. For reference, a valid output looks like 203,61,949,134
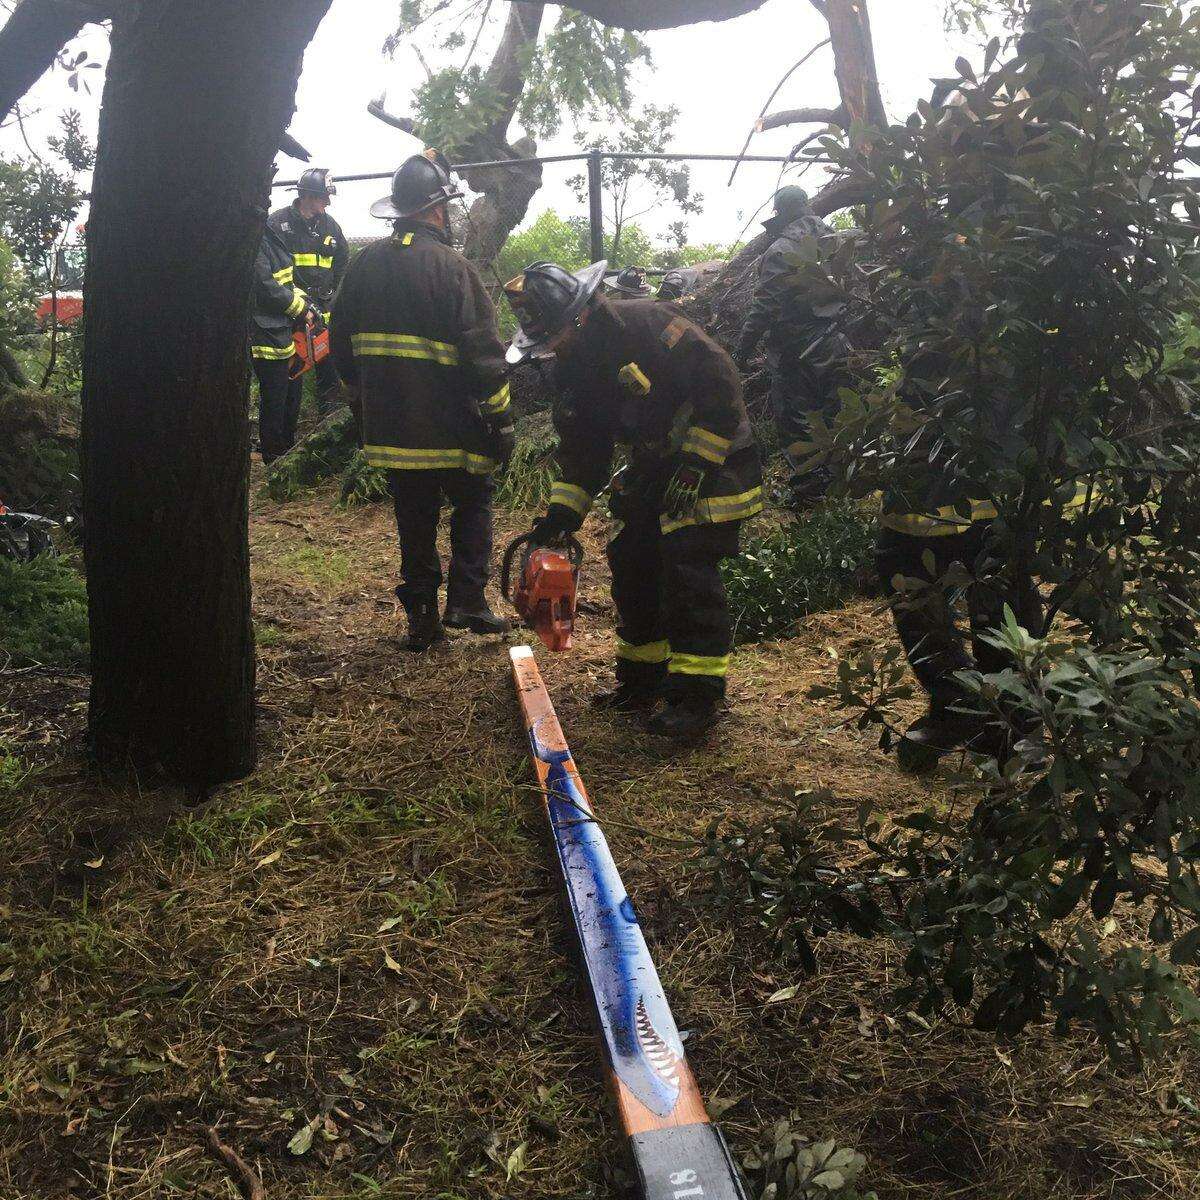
495,211,589,284
744,1120,876,1200
412,66,511,156
340,451,390,507
493,414,557,511
0,389,80,519
722,503,875,643
724,0,1200,1059
0,554,88,668
262,410,359,502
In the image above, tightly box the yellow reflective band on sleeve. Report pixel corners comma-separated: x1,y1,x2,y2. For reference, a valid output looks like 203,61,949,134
251,344,296,360
323,312,332,325
618,362,652,395
660,485,764,534
351,333,460,366
549,481,593,518
293,253,335,269
682,425,733,465
286,290,307,318
669,651,730,678
400,232,414,246
482,382,511,415
272,265,294,284
362,445,497,474
616,639,671,665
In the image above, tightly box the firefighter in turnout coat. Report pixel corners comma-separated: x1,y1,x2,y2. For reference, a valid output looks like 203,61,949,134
268,168,349,415
251,221,321,463
507,261,763,741
331,153,515,651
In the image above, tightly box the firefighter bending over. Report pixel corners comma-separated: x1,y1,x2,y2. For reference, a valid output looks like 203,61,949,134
269,168,349,416
507,262,763,741
331,153,515,651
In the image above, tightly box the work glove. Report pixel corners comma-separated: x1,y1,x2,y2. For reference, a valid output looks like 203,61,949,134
489,421,516,470
663,458,706,520
530,505,580,547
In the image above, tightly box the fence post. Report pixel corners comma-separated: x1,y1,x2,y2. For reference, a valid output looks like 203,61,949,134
587,149,604,264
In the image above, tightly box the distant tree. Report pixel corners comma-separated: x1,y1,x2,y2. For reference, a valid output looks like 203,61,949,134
569,104,702,265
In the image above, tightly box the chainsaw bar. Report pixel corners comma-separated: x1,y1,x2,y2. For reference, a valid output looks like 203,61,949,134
510,646,748,1200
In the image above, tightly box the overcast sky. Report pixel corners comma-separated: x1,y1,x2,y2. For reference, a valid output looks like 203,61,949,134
2,1,980,244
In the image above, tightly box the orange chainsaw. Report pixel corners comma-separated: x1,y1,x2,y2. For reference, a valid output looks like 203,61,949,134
501,531,583,652
289,316,331,380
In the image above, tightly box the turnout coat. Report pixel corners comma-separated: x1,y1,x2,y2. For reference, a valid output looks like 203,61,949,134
251,223,307,360
268,200,350,314
330,223,512,474
547,298,762,535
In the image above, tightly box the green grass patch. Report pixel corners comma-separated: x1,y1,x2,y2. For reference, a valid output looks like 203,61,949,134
724,501,876,643
164,789,281,865
274,544,352,590
0,553,88,667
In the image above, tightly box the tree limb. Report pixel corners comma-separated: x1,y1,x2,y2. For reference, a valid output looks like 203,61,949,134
758,104,844,132
0,0,114,119
521,0,769,28
198,1127,264,1200
481,1,543,143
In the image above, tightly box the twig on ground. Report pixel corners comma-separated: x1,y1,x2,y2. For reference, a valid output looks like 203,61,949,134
199,1126,265,1200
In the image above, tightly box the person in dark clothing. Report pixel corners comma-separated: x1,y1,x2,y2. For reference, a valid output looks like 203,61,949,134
735,186,841,506
506,261,763,741
251,221,321,463
268,168,349,416
331,152,515,651
656,259,724,302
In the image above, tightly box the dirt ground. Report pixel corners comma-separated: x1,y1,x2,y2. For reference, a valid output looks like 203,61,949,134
2,477,1197,1200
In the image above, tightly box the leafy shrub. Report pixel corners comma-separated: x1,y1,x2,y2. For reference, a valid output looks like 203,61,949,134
494,412,557,511
340,451,390,508
744,1121,876,1200
0,553,88,668
0,389,80,521
723,502,875,643
262,409,358,502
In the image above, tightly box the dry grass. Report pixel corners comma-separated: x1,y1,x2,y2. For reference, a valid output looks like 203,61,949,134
1,477,1197,1199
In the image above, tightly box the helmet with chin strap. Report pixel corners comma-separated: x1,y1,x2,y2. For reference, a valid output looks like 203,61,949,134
504,260,609,364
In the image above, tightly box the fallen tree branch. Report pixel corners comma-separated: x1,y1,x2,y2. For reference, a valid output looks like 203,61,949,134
728,36,830,186
199,1126,265,1200
758,104,844,133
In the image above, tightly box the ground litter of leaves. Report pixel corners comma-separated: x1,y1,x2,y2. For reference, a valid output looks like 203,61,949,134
2,477,1198,1200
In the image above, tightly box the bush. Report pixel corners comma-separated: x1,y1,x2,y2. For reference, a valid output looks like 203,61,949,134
494,412,557,511
0,553,88,668
262,409,358,502
0,388,80,522
723,502,876,643
339,451,390,508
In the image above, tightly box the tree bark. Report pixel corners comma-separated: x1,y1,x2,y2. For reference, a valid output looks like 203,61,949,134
456,3,545,266
824,0,885,131
82,0,329,786
0,0,112,119
757,105,843,132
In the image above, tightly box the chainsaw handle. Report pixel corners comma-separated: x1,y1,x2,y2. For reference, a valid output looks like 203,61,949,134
500,530,583,605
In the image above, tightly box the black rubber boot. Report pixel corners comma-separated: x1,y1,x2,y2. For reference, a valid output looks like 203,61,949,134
398,589,445,652
591,682,663,712
896,707,981,774
647,697,723,741
443,605,511,635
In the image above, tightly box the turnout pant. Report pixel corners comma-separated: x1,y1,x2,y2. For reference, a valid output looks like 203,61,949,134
768,353,841,499
608,511,742,704
254,355,300,463
287,354,343,419
387,468,494,611
876,522,1036,712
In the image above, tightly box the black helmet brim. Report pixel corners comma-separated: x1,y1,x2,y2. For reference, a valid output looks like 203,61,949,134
505,260,608,365
370,184,464,221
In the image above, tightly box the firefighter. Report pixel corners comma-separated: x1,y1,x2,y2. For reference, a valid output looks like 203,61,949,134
734,186,840,506
251,219,321,463
330,153,515,651
268,168,349,416
507,260,763,741
605,265,654,299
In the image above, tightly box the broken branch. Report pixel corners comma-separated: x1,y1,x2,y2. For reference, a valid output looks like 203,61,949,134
199,1126,265,1200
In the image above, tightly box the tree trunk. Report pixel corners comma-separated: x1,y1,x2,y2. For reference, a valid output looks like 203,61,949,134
501,0,768,27
824,0,885,132
82,0,329,787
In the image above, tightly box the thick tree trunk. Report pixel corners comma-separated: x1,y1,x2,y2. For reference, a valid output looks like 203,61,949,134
82,0,329,786
824,0,885,131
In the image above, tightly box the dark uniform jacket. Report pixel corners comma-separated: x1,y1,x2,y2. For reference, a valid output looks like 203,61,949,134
548,299,763,535
268,201,349,317
738,213,836,364
330,223,511,474
251,223,307,360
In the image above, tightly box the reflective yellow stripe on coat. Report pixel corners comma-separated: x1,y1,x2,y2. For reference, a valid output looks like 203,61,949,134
351,332,460,366
660,485,764,535
362,445,496,474
251,344,295,361
294,253,335,269
549,481,593,518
